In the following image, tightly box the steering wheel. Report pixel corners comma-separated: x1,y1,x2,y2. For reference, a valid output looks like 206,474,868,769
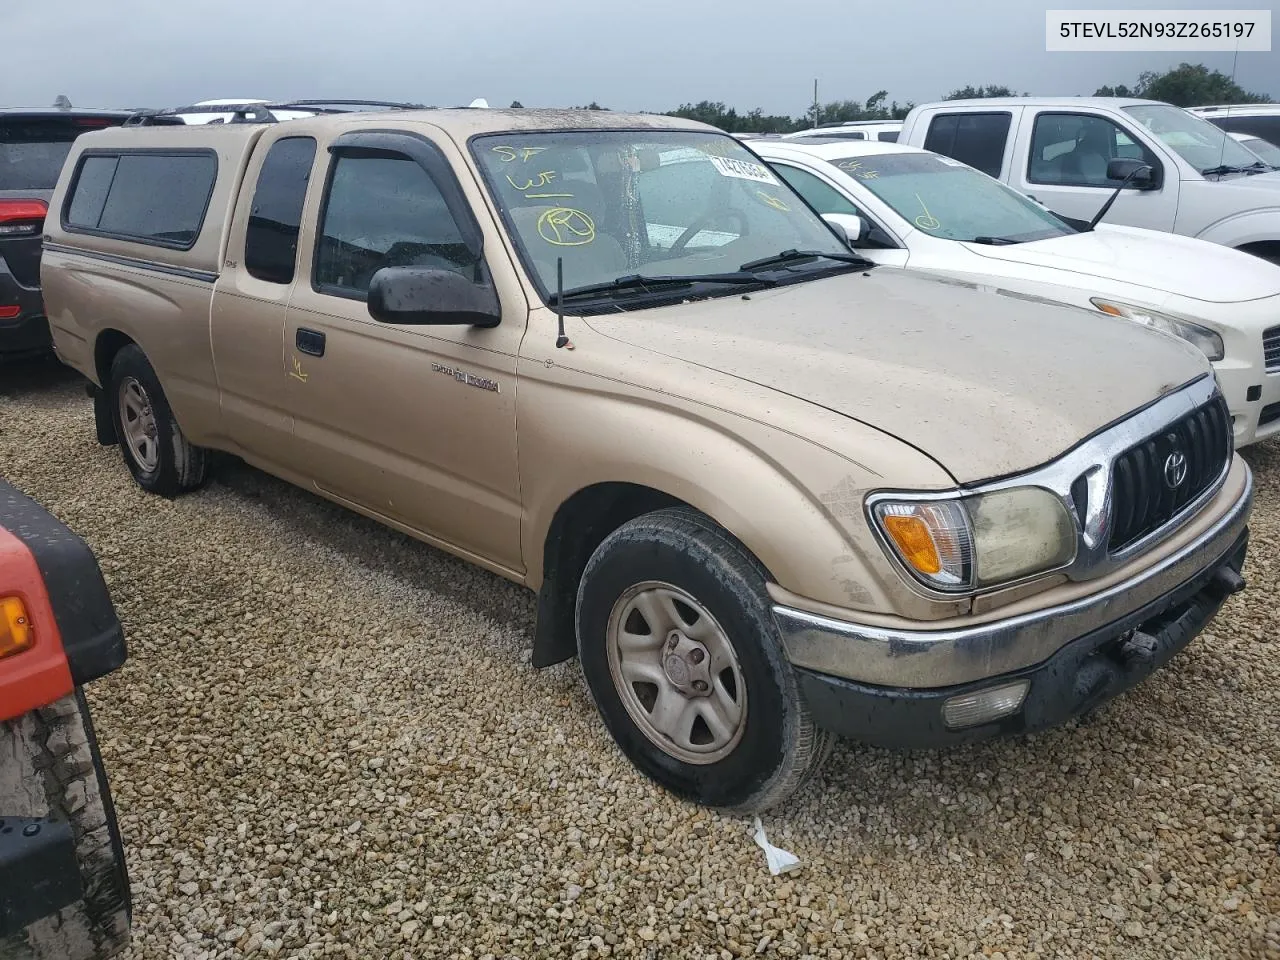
670,208,749,255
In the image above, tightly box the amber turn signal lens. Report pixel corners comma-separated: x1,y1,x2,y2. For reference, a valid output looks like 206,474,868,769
0,596,33,659
881,515,942,575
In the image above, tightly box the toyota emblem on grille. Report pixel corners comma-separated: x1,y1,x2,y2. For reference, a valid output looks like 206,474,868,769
1163,451,1188,489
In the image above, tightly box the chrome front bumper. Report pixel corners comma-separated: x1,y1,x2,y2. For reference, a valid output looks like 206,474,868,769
773,462,1253,689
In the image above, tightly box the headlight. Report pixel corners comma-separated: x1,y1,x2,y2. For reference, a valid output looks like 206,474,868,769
872,487,1075,592
1091,298,1224,362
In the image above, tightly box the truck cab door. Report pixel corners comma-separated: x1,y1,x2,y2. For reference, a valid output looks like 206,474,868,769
1010,109,1178,231
210,133,319,473
280,129,526,574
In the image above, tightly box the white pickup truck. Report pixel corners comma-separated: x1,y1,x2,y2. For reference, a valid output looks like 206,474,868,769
898,98,1280,265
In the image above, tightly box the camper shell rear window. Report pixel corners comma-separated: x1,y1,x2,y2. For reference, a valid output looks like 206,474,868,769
62,149,218,250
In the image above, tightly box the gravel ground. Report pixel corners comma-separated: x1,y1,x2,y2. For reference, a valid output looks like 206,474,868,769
2,360,1277,960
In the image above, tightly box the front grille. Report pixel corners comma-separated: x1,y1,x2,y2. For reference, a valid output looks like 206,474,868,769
1262,402,1280,427
1264,325,1280,373
1108,395,1231,552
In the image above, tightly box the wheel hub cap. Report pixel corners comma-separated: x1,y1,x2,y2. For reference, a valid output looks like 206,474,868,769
118,377,160,473
606,581,748,765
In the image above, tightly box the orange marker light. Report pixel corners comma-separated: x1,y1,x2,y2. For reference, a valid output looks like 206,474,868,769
0,596,33,659
882,515,942,575
1095,303,1124,317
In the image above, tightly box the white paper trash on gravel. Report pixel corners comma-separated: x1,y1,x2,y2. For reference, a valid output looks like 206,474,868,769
752,817,802,875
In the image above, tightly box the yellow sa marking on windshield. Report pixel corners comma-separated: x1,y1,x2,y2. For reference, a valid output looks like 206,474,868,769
492,145,548,162
836,159,879,180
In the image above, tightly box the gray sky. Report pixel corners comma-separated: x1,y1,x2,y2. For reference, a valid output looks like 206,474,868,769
4,0,1275,115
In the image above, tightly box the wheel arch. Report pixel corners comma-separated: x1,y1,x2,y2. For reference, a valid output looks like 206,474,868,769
532,482,687,668
1234,239,1280,266
93,328,137,388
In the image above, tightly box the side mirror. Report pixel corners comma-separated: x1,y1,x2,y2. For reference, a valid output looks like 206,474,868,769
367,266,501,327
1107,158,1156,189
823,212,871,247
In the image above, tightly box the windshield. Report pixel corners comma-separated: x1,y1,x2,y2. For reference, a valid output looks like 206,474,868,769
1122,104,1262,174
833,151,1075,243
1238,136,1280,167
472,131,852,303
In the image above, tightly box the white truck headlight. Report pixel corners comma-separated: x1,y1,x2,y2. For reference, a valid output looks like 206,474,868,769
1091,298,1224,362
871,487,1076,592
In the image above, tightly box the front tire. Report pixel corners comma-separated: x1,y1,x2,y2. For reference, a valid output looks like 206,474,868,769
576,508,832,811
107,345,207,496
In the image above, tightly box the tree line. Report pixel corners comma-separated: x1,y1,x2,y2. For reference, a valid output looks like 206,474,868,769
504,63,1271,133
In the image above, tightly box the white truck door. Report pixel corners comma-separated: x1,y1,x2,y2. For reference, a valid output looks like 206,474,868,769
1009,108,1179,232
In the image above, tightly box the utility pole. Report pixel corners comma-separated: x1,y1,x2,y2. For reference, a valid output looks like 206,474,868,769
812,79,818,128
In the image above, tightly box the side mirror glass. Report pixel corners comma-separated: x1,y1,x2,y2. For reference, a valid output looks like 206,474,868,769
367,266,501,327
823,212,871,247
1106,158,1156,189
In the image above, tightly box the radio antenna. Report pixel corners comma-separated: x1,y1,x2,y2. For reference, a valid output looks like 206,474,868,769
555,256,573,349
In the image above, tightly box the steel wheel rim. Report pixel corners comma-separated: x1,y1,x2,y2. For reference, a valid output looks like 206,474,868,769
118,377,160,473
606,580,747,765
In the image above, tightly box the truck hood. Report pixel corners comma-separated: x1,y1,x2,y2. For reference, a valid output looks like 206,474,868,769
959,224,1280,304
584,269,1210,484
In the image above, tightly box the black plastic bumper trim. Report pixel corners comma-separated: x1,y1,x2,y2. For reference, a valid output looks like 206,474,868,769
799,528,1248,750
0,816,82,937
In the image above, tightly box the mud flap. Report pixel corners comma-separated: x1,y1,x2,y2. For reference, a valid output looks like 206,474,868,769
84,382,117,447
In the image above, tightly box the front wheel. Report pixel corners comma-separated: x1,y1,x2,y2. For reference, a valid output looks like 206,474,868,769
576,508,832,811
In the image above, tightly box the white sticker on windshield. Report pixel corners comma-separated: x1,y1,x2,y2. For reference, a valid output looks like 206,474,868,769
935,156,966,167
707,155,779,184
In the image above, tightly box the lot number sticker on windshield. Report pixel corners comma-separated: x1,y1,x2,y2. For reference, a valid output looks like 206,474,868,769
707,155,779,185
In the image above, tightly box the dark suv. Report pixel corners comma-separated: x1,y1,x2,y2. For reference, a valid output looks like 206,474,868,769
1,109,131,359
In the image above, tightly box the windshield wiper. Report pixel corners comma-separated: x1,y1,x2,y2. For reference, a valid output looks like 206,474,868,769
739,249,873,272
971,236,1022,245
1201,164,1254,177
550,272,774,305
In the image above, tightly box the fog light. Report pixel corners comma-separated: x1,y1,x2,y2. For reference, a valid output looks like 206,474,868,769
942,680,1029,730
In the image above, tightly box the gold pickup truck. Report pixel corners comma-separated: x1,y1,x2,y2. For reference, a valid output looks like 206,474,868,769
40,103,1251,810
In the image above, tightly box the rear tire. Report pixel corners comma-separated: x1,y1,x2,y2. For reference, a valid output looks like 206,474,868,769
576,508,832,812
0,690,131,960
107,345,207,496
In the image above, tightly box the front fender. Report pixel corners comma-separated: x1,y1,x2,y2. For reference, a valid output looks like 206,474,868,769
518,370,957,618
1193,207,1280,248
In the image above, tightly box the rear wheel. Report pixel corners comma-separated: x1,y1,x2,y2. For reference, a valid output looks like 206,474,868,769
107,345,207,496
0,690,131,959
576,508,832,811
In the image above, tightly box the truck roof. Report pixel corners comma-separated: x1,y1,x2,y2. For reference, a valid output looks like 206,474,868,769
118,106,713,137
916,97,1165,111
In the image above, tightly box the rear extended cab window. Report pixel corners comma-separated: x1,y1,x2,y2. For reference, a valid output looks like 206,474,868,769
244,136,317,284
922,112,1011,178
62,150,217,249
